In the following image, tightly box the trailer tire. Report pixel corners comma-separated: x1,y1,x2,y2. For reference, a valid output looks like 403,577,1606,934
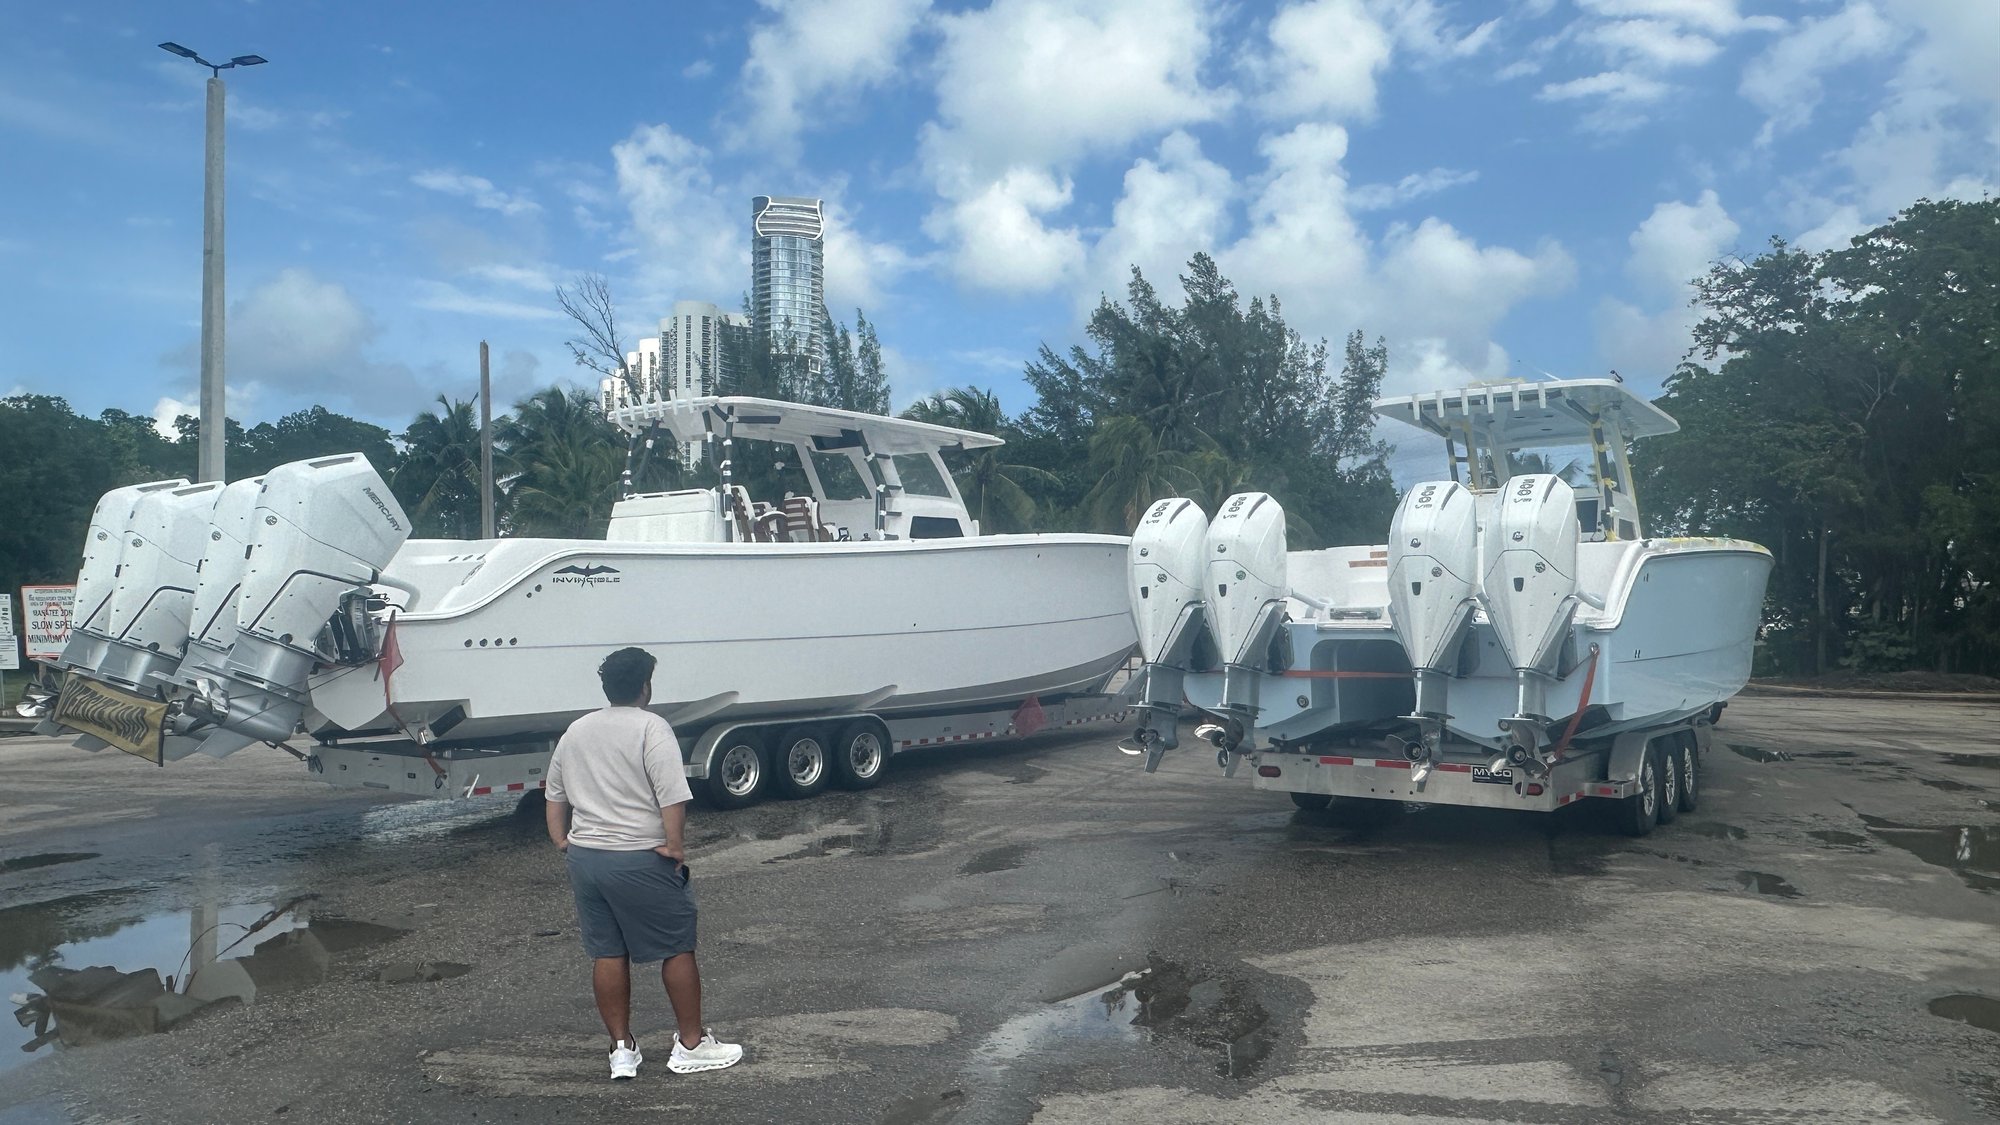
1289,791,1333,811
831,722,888,790
1655,737,1680,826
1614,744,1661,837
1674,731,1700,814
700,734,768,809
773,726,832,800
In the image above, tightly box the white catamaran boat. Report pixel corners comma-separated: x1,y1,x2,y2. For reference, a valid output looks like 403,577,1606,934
1121,378,1773,834
40,394,1137,805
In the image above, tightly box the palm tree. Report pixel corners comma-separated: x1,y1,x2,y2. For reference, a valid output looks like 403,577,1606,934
901,387,1055,533
1080,414,1200,533
394,395,488,538
500,387,626,537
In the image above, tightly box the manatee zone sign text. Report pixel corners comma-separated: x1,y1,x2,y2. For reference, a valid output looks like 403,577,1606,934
20,585,75,661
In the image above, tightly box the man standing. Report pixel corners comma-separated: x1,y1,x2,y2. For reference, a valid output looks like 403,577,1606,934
546,646,743,1080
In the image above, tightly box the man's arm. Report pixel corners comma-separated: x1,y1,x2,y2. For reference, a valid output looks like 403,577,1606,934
655,801,687,864
546,796,572,851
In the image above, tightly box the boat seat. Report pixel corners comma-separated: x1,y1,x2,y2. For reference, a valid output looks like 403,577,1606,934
724,485,757,543
782,495,834,542
750,503,787,543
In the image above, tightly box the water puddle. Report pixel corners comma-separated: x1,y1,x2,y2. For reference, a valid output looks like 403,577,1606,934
1929,994,2000,1035
1734,871,1803,898
969,956,1272,1082
1729,745,1792,763
1920,777,1985,793
1791,751,1857,760
4,894,407,1068
0,853,99,876
1940,754,2000,771
1859,815,2000,893
1686,823,1747,841
959,844,1032,876
1808,830,1871,849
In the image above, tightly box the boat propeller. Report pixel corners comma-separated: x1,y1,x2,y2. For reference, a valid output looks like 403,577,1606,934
1116,728,1171,773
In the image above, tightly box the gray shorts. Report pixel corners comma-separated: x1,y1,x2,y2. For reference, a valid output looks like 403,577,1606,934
565,845,697,963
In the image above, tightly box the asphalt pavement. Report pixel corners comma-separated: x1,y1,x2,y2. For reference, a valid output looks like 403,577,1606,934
1,694,1998,1124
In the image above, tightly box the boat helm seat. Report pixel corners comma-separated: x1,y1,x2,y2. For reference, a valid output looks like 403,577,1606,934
782,494,834,542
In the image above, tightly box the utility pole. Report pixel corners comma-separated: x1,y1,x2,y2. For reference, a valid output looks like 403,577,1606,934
480,341,496,539
159,43,267,483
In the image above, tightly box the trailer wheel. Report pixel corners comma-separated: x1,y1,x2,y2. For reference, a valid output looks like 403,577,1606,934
831,722,888,790
1674,732,1700,814
1656,738,1680,825
773,727,832,800
1289,791,1333,811
700,734,767,809
1614,744,1661,837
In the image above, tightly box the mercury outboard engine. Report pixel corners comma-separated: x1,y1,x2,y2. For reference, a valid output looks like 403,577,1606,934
1386,480,1480,777
179,455,410,757
1120,497,1208,771
54,478,190,680
89,481,225,693
1481,473,1581,772
1201,492,1288,768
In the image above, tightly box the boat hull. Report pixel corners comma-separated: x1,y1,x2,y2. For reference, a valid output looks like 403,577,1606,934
308,534,1138,744
1184,540,1773,749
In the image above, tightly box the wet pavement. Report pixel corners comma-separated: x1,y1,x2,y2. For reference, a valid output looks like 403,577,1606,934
0,694,1998,1122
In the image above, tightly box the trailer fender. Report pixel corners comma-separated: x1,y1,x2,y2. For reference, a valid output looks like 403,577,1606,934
1605,730,1655,785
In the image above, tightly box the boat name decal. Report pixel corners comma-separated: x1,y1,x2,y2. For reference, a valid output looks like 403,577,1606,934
553,563,622,587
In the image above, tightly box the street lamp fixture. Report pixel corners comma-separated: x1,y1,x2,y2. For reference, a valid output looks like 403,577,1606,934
157,42,267,483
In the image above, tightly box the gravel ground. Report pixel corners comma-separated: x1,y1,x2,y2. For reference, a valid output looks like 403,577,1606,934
1,694,1998,1124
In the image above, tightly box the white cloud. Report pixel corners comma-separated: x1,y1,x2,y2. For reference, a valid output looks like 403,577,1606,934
150,395,193,439
1626,189,1739,301
1349,166,1479,211
736,0,931,152
411,281,565,321
682,58,715,80
209,269,421,412
926,167,1085,293
1740,3,1904,144
411,170,541,216
1538,70,1669,103
1574,0,1780,37
609,124,745,307
822,202,916,313
1583,18,1720,68
1253,0,1395,121
1086,131,1234,306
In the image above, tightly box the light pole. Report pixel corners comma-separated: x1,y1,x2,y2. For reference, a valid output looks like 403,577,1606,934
159,42,266,483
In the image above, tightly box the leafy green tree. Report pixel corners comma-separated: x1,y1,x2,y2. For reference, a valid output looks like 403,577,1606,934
901,387,1054,533
500,387,626,538
393,395,489,539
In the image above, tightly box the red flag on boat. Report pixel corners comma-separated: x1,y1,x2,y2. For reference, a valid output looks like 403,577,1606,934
1012,695,1046,737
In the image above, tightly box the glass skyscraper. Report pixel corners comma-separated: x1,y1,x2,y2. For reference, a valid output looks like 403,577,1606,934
750,195,827,379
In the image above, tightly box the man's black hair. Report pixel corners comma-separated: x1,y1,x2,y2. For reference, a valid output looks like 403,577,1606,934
598,647,656,705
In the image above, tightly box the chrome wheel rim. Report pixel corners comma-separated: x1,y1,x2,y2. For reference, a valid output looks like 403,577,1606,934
847,732,883,779
786,738,826,787
1681,744,1697,801
1662,751,1679,806
1641,759,1657,817
720,744,761,797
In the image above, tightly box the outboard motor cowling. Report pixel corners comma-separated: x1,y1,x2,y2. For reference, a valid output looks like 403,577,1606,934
1204,492,1288,743
187,455,411,749
1482,474,1581,748
1386,480,1480,764
90,481,226,691
1122,498,1208,767
56,478,190,678
172,476,267,689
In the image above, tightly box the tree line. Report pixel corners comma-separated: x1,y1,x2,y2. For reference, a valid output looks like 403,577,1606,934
7,200,1993,678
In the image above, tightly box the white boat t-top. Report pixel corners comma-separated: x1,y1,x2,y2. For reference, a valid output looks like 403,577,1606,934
1121,377,1772,795
38,395,1139,795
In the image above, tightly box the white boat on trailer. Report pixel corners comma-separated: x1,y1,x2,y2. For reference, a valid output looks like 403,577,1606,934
39,394,1137,807
1121,377,1772,835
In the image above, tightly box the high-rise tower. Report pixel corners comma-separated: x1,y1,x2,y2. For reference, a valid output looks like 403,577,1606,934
750,195,826,381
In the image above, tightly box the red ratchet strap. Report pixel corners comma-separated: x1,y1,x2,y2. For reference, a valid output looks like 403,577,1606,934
1548,644,1601,763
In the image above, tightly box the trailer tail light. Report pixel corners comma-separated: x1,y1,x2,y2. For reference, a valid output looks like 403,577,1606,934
1257,765,1282,778
1525,782,1546,796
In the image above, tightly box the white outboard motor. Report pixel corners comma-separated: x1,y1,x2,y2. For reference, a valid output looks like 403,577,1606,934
88,481,226,692
171,476,266,691
55,478,190,679
183,455,411,753
1482,474,1581,761
1386,481,1480,764
1203,492,1288,754
1121,497,1208,769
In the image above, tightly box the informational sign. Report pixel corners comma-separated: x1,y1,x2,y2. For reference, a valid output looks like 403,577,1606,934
20,584,75,661
0,597,16,671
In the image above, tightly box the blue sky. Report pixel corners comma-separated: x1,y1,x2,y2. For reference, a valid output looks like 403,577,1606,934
3,0,1996,440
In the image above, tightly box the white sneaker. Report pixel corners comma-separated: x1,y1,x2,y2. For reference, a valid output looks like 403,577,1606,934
668,1029,742,1074
608,1040,642,1080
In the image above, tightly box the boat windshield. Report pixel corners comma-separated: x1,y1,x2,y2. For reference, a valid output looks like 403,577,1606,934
809,449,870,500
893,454,952,498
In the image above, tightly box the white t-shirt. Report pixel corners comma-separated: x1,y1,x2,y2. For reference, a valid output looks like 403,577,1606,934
547,707,693,850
